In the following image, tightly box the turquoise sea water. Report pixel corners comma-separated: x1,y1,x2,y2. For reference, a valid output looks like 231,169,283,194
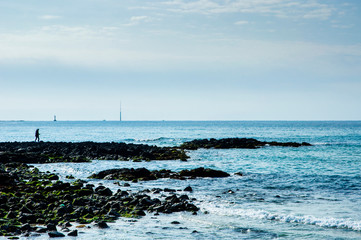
1,121,361,239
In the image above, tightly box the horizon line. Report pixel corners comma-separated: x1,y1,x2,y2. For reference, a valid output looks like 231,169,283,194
1,120,360,122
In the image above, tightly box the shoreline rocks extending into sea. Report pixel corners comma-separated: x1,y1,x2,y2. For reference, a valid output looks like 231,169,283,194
179,138,312,150
0,138,311,164
0,141,189,164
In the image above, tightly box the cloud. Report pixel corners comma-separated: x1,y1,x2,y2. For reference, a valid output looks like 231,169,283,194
331,24,353,29
0,24,360,76
303,7,333,20
39,15,61,20
124,16,150,26
234,20,249,25
161,0,336,20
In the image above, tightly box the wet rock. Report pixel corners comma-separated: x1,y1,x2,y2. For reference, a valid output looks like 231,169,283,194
20,223,32,232
134,209,146,216
0,172,15,186
18,213,37,224
46,223,57,232
90,168,154,181
90,167,230,181
95,221,109,229
95,186,113,196
184,186,193,192
48,231,65,238
179,168,230,178
48,174,59,180
35,227,47,233
61,227,70,232
179,195,189,201
164,188,176,192
6,211,17,218
68,230,78,236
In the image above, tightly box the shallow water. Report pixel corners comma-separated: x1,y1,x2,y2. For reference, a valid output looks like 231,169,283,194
1,121,361,239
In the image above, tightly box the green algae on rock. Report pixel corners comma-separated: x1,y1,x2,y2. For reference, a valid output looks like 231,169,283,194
0,162,198,237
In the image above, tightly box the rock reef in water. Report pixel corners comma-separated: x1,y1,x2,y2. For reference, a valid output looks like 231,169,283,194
89,167,230,181
0,141,189,163
179,138,312,150
0,162,198,237
0,138,311,164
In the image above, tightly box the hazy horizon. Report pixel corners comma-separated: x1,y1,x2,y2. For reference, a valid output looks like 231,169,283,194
1,0,361,121
1,119,360,122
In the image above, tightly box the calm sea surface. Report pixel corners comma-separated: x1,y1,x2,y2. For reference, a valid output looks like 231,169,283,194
1,121,361,239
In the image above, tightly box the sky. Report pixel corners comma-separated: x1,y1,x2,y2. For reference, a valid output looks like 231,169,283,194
0,0,360,121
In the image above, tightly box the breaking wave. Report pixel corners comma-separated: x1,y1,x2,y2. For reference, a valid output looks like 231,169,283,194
207,206,361,231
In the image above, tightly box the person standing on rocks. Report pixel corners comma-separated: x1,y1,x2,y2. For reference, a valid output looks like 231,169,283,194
35,129,40,142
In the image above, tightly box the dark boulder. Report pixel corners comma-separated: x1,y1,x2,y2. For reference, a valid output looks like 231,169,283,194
95,186,113,196
90,167,230,181
48,231,65,238
179,168,230,178
68,230,78,236
95,221,109,229
0,172,16,186
179,138,312,150
46,223,57,232
90,168,154,181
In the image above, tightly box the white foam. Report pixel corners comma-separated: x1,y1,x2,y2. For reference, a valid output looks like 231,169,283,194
204,204,361,231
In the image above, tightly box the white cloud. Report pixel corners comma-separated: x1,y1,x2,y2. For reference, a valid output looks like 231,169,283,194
0,24,360,75
39,15,61,20
161,0,336,20
303,8,333,20
332,24,353,29
234,20,249,25
124,16,150,26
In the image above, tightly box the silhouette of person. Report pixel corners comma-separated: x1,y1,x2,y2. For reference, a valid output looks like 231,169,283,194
35,129,40,142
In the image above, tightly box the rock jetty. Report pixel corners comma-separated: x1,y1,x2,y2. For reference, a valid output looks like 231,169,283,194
89,167,230,181
179,138,312,150
0,141,188,164
0,138,311,164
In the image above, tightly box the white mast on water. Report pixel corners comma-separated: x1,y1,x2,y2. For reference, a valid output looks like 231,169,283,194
119,101,122,121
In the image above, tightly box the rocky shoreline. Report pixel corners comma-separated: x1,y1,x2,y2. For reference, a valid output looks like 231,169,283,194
0,141,189,164
0,138,312,237
0,163,200,238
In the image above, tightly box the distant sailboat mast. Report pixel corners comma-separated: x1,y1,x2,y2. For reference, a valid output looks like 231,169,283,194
119,101,122,121
54,115,57,121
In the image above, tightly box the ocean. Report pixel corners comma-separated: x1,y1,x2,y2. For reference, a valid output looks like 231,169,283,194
1,121,361,239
